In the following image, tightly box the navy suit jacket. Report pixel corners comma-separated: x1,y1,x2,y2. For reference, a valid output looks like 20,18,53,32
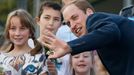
68,12,134,75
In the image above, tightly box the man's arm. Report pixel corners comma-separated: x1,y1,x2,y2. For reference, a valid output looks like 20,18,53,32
68,21,121,55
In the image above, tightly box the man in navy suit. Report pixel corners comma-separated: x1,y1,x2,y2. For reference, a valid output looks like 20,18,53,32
43,0,134,75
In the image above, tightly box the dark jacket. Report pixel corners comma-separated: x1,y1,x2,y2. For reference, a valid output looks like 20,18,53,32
68,12,134,75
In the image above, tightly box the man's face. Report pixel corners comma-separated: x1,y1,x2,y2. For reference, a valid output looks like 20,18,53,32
37,7,62,35
63,4,88,37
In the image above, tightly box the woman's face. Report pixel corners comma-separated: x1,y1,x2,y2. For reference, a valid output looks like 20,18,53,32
72,51,92,74
9,16,30,46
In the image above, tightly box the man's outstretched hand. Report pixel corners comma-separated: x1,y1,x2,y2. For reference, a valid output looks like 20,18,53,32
42,30,71,59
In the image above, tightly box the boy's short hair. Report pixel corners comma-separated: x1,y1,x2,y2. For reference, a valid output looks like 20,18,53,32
38,1,63,21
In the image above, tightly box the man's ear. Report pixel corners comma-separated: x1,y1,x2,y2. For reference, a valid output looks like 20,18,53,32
35,17,40,26
86,8,94,16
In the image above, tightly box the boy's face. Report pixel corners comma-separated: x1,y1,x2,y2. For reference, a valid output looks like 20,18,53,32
62,4,88,37
37,7,62,35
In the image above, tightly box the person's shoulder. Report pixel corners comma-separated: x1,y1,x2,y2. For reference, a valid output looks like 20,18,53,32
0,52,7,61
89,12,121,21
0,52,6,56
86,12,111,24
0,52,3,56
88,12,109,20
29,39,45,56
93,12,119,17
119,5,134,17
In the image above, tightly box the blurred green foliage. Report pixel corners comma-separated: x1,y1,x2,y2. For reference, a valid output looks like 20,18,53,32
0,0,17,27
0,0,99,30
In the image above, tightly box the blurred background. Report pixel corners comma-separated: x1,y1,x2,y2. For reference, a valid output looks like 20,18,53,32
0,0,134,36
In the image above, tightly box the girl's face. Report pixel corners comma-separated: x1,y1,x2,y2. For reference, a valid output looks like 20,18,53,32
37,7,62,35
72,51,92,74
9,16,30,46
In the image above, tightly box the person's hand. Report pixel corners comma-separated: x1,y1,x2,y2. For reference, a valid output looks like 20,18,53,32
47,59,57,75
42,30,71,58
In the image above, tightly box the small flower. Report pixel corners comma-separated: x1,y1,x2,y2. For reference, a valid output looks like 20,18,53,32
45,46,54,55
44,46,59,64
